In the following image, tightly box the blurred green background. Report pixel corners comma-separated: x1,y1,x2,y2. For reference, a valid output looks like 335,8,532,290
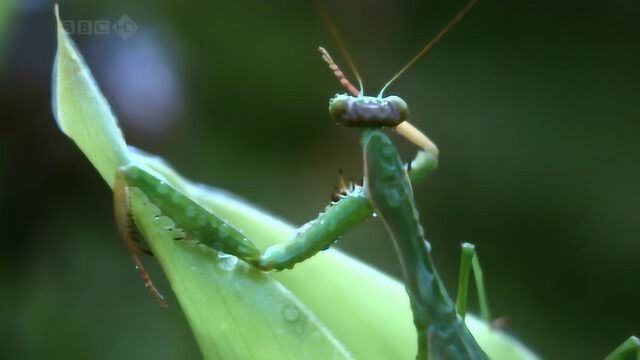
1,0,638,358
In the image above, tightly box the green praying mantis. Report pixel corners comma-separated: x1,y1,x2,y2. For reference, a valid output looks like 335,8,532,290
113,1,495,358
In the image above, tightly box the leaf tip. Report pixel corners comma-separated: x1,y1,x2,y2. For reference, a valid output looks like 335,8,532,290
54,3,64,34
52,2,66,133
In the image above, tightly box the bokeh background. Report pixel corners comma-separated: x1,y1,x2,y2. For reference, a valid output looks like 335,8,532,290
1,0,639,358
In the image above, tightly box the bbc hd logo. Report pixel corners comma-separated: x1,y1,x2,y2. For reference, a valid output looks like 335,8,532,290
61,14,138,40
112,15,137,40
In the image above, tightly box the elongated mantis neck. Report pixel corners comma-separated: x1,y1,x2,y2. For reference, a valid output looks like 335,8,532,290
360,128,456,321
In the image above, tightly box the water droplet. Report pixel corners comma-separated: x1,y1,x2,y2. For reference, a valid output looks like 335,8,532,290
218,253,238,271
154,215,174,228
282,304,300,323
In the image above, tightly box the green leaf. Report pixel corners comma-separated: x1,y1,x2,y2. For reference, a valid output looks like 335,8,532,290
53,5,130,188
53,5,539,360
129,186,351,359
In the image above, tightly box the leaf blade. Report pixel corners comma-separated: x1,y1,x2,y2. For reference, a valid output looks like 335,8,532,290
130,187,351,359
53,5,130,187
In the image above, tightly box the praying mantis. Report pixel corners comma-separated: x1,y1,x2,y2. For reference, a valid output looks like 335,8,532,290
114,1,495,358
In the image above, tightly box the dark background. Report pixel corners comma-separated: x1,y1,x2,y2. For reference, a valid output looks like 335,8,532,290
1,0,639,358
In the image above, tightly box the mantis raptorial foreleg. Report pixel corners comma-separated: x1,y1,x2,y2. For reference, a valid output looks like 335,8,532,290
114,164,377,272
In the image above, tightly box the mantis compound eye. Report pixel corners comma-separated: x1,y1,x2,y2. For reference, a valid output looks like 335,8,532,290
328,93,350,123
385,95,409,124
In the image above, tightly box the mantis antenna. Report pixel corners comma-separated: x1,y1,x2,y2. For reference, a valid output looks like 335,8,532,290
378,0,478,97
316,0,364,95
318,46,360,97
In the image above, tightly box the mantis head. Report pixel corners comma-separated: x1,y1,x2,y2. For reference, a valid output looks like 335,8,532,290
329,94,408,128
320,0,477,128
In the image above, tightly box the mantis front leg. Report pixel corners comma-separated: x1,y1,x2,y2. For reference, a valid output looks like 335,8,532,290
396,121,439,183
114,164,372,274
